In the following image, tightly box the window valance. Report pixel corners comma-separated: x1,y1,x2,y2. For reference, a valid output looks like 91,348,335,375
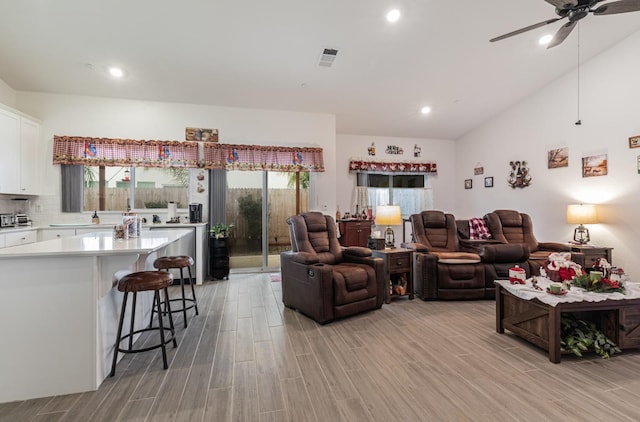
202,143,324,172
53,136,199,168
52,136,325,172
349,158,437,174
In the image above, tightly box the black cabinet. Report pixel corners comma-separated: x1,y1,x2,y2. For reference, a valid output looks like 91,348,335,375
209,237,230,280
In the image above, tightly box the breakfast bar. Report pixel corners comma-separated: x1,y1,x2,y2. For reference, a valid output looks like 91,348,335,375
0,229,191,403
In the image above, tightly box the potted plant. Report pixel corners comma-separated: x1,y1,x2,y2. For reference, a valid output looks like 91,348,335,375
210,223,234,239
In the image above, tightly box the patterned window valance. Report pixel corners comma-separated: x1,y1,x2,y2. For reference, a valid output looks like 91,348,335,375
52,136,325,172
203,143,324,172
349,158,437,174
53,136,199,168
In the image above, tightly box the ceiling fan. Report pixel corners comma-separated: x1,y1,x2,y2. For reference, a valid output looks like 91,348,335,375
490,0,640,48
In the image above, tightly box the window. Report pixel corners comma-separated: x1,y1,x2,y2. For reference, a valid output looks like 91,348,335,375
83,166,188,211
358,173,432,216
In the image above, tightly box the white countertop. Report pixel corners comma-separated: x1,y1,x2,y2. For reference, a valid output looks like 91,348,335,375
0,229,192,258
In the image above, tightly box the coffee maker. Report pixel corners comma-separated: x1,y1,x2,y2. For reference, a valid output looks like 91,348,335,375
188,203,203,223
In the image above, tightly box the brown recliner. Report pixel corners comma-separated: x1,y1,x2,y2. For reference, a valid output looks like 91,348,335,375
485,210,585,274
404,211,487,300
280,212,384,324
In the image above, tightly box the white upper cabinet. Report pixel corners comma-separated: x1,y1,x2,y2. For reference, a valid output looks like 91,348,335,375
0,108,21,193
19,117,41,195
0,106,42,195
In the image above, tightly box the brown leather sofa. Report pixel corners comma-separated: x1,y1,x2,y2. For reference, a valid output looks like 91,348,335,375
280,212,384,324
484,210,585,274
403,211,488,300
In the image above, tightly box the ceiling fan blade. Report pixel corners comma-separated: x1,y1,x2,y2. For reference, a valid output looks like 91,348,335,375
490,18,563,42
544,0,578,8
593,0,640,15
547,20,577,48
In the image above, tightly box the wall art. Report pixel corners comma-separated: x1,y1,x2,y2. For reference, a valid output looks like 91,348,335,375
507,160,532,189
547,147,568,169
582,154,608,177
474,164,484,175
368,142,376,156
185,127,218,142
629,135,640,148
464,179,472,189
484,176,493,188
385,145,404,155
413,144,421,157
637,155,640,174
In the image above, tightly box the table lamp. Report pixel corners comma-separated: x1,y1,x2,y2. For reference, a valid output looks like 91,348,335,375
566,204,598,244
376,205,402,249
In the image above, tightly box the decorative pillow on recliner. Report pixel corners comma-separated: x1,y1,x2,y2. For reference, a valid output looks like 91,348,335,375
469,218,492,240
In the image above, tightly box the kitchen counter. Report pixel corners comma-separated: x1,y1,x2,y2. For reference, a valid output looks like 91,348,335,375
0,229,191,403
0,229,190,257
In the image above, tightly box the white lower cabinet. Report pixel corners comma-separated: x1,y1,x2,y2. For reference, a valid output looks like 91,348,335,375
5,230,37,247
39,228,77,241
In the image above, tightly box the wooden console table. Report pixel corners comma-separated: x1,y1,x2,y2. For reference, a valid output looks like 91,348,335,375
496,281,640,363
569,245,613,269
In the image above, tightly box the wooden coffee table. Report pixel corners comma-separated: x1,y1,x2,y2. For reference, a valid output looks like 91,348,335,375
495,282,640,363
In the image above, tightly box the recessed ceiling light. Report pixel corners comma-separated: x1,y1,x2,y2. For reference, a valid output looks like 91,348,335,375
539,34,553,46
108,66,125,78
386,9,401,23
420,106,432,115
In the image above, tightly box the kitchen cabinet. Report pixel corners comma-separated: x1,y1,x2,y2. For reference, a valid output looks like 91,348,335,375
5,230,37,247
0,107,20,193
0,106,42,195
39,228,78,241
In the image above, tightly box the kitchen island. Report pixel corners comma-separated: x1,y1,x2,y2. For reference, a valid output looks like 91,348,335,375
0,229,191,403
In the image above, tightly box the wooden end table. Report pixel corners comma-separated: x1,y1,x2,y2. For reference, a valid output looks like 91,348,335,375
372,248,414,303
569,245,613,268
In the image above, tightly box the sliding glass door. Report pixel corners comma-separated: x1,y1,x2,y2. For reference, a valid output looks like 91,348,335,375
226,170,309,271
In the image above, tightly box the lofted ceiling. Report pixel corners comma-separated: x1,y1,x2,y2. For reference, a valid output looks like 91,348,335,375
1,0,639,140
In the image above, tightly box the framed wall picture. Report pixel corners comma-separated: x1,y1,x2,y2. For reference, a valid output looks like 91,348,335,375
464,179,472,189
637,155,640,174
582,154,608,177
547,147,569,168
484,176,494,188
629,135,640,148
186,127,218,142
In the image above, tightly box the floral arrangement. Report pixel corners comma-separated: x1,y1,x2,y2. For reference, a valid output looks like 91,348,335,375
571,258,625,293
546,252,584,281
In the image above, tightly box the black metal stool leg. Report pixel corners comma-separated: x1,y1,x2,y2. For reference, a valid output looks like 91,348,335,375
110,291,129,377
187,265,199,315
163,286,178,348
179,267,188,328
155,290,169,369
128,292,137,350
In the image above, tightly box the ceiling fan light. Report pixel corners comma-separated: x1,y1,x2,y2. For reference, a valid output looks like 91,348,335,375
386,9,400,23
420,106,431,115
539,34,553,45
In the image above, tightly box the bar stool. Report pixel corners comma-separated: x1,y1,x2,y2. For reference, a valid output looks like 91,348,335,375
153,255,199,328
110,271,177,377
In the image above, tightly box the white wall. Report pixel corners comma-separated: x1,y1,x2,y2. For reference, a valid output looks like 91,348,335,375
456,30,640,277
336,134,457,245
14,92,336,225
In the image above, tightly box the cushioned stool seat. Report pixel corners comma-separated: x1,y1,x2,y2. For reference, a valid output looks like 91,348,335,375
153,255,199,328
110,271,177,377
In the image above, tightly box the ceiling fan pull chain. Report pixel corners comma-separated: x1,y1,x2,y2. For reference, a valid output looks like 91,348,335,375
576,22,582,126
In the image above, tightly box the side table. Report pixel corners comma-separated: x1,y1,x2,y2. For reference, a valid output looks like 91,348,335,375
372,248,414,303
570,245,613,268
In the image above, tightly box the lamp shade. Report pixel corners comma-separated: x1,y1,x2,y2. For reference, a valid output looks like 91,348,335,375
376,205,402,226
566,204,598,224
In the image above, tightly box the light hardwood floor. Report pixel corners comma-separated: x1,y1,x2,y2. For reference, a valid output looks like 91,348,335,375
3,273,640,421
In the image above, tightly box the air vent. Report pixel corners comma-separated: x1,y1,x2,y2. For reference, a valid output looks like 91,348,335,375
318,48,338,67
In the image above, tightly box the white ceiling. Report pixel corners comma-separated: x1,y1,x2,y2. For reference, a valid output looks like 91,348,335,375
1,0,639,140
